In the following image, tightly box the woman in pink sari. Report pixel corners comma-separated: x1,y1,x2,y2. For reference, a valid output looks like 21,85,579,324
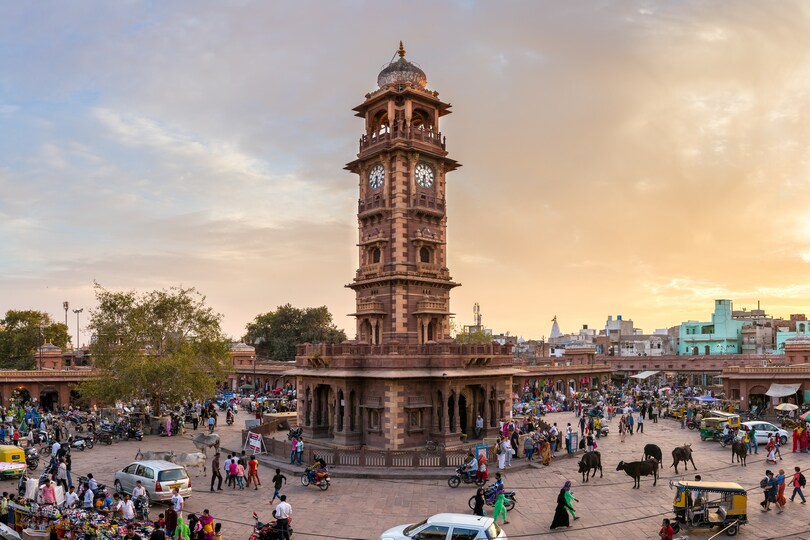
198,509,215,540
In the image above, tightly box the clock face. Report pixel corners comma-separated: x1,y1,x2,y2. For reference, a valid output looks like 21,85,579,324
368,164,384,189
415,163,434,188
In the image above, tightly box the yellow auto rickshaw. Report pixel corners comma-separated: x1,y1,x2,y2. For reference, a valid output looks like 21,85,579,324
709,411,741,429
0,444,27,478
670,480,747,536
670,406,688,420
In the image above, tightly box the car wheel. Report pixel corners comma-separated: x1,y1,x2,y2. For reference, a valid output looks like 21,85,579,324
114,480,124,494
781,435,788,446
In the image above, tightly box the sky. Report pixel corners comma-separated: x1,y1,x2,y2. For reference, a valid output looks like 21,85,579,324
2,1,810,346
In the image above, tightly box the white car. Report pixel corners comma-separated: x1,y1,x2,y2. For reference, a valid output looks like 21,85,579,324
380,513,506,540
741,421,789,446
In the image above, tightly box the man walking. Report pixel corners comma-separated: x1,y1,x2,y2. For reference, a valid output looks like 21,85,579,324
790,466,806,504
637,413,644,434
627,413,634,435
210,452,223,491
749,426,758,455
274,495,292,540
223,454,233,488
271,469,286,503
578,416,586,437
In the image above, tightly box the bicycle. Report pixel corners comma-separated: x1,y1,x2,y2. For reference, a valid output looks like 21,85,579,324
425,440,446,452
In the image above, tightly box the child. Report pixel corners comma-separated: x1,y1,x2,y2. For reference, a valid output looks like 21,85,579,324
214,523,223,540
154,513,166,532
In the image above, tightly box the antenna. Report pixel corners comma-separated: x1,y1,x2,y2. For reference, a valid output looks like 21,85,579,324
473,303,482,328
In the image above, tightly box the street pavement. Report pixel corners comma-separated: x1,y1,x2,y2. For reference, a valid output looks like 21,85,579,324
3,412,808,540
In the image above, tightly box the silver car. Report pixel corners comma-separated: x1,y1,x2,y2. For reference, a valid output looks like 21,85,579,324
113,460,192,502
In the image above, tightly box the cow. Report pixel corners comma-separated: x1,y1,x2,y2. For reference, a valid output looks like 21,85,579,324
166,451,207,476
134,449,173,461
671,444,696,474
616,459,658,489
191,433,220,457
642,444,662,464
731,441,747,466
577,451,602,483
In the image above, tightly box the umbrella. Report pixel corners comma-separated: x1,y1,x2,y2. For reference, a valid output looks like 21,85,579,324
800,410,810,422
775,403,799,412
691,395,719,402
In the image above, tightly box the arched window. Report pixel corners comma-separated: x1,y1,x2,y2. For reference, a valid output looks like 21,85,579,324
419,247,431,263
704,345,710,355
371,247,381,264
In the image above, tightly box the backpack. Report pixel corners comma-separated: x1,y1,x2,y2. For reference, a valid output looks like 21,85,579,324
760,477,769,489
800,473,807,487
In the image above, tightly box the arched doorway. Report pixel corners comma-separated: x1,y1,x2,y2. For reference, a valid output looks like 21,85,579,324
458,394,468,435
749,385,769,412
11,388,31,406
40,387,59,411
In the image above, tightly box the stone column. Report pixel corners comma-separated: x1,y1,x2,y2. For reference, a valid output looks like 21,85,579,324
342,388,351,433
453,391,461,434
484,387,492,429
442,389,451,436
432,394,439,434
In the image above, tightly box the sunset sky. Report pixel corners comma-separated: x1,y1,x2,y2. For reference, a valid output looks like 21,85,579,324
2,1,810,345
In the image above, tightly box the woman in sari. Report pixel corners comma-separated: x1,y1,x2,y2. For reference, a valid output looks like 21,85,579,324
549,483,574,529
539,439,552,466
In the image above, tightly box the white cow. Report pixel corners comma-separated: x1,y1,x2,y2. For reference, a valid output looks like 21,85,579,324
166,452,207,476
135,449,173,461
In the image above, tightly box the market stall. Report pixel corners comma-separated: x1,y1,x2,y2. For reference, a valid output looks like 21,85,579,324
9,503,154,539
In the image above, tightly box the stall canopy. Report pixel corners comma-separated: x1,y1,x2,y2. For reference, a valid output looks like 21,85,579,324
630,370,660,380
765,383,801,398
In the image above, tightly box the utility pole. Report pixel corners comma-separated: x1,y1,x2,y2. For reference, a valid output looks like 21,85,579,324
73,308,83,352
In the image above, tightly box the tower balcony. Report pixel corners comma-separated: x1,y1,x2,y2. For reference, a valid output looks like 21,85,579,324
412,195,445,214
357,264,384,279
359,196,386,215
416,262,448,278
415,300,449,314
354,301,386,314
359,126,446,154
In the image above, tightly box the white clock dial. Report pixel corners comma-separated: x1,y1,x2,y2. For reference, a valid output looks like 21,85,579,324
415,163,434,188
368,164,385,189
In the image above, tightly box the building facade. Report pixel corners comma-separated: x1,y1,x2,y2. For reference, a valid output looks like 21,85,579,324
293,44,516,449
678,299,745,355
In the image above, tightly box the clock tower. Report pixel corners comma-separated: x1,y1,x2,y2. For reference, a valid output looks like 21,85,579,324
346,42,459,345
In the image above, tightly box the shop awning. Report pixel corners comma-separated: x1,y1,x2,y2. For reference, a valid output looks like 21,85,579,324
630,370,660,380
766,383,801,398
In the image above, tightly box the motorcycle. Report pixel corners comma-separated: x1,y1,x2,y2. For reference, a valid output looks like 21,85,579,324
300,467,330,491
93,430,113,446
249,512,293,540
24,447,39,470
134,495,150,521
719,432,736,448
468,490,517,512
226,413,234,426
685,418,699,430
121,426,144,441
287,427,303,440
447,466,486,489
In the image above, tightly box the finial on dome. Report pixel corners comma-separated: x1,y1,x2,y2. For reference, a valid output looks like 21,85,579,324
398,41,406,58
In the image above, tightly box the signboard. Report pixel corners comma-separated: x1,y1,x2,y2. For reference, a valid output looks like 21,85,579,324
244,419,261,430
246,432,263,453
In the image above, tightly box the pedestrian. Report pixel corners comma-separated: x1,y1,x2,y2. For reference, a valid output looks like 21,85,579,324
502,437,513,468
627,413,634,435
235,459,246,490
207,415,215,433
191,410,199,431
223,455,233,488
749,426,758,455
473,487,485,517
210,453,223,492
247,455,260,489
474,415,484,438
550,483,573,530
637,413,644,434
565,424,572,454
271,468,286,503
578,416,585,437
619,417,626,443
524,435,534,461
563,480,579,520
774,436,783,460
792,427,799,453
295,438,304,466
585,434,594,453
761,470,777,512
801,427,809,453
658,518,674,540
274,495,292,540
790,466,806,503
477,454,488,482
776,469,787,512
289,438,298,465
492,491,509,525
198,509,215,540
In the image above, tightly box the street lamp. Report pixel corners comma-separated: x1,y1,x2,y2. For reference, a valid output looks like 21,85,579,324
63,301,69,337
72,308,83,353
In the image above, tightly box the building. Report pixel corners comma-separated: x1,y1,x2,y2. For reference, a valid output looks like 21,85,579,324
775,314,809,353
293,43,516,449
678,299,745,355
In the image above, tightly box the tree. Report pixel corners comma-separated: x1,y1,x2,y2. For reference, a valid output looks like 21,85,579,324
0,310,71,369
449,320,493,345
244,304,347,361
80,284,231,411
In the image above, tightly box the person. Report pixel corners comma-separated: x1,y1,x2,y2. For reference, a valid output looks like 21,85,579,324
223,455,234,488
210,453,223,491
274,495,292,540
132,480,146,501
565,423,573,453
166,417,172,438
289,438,298,465
191,409,199,431
563,480,579,520
652,405,659,423
792,427,799,453
235,459,246,490
801,427,809,453
550,483,574,529
82,483,94,509
246,455,260,490
502,437,513,468
87,473,98,492
523,435,534,461
658,518,674,540
56,458,69,492
627,413,634,435
229,459,239,489
473,487,486,516
64,486,79,509
477,452,488,482
761,470,777,512
173,515,190,540
213,523,222,540
637,413,644,434
749,425,758,455
619,417,626,443
207,415,215,433
271,468,287,503
40,479,56,505
149,528,166,540
492,492,509,525
776,469,787,512
766,437,778,464
578,416,586,437
167,488,183,535
125,524,143,540
462,452,478,479
790,466,806,503
475,415,484,438
121,493,136,521
198,509,215,540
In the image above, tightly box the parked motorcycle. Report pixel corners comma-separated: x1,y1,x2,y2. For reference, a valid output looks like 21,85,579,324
121,426,144,441
24,447,39,471
67,435,94,451
134,495,150,521
468,490,517,511
685,418,699,430
93,430,113,446
249,512,293,540
447,466,486,488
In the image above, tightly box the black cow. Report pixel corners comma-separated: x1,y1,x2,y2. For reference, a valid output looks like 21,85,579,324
642,443,662,463
616,459,659,489
731,441,747,466
670,444,696,474
577,451,603,483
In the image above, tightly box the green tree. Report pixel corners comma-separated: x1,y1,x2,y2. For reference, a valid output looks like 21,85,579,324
244,304,347,361
80,284,231,411
0,310,71,369
450,320,493,345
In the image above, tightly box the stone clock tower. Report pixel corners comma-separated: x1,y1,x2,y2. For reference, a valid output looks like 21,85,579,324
345,42,458,346
294,44,515,450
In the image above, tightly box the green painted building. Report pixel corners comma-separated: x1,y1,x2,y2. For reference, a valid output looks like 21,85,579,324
678,299,744,355
776,318,810,353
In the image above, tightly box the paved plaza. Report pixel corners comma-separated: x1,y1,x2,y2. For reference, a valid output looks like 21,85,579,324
3,413,808,539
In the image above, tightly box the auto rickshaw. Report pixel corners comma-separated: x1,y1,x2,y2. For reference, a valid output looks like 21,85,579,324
709,411,741,429
699,417,728,441
0,445,28,478
670,406,688,420
670,480,747,536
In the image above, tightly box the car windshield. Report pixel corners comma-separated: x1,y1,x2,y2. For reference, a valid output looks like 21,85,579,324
485,522,501,539
157,469,188,482
403,519,428,536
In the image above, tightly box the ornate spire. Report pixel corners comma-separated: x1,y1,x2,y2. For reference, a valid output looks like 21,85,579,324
398,40,406,58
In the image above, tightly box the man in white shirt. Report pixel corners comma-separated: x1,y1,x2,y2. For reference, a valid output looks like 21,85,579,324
475,415,484,437
132,480,146,501
171,488,183,514
120,494,136,520
64,486,79,508
274,495,292,540
87,474,98,492
51,440,61,457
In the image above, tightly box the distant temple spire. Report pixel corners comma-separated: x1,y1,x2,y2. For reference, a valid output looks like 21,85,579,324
550,316,562,339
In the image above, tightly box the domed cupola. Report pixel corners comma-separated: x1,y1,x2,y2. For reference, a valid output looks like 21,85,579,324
377,41,427,89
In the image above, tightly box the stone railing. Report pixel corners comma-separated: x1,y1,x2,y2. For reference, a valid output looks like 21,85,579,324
298,342,512,358
723,365,808,374
355,301,385,313
416,300,448,312
359,126,445,153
